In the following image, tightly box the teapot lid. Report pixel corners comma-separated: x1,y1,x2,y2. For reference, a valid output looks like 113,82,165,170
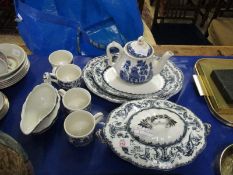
126,36,153,58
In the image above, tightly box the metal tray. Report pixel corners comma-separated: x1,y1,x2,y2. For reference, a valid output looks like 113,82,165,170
194,58,233,126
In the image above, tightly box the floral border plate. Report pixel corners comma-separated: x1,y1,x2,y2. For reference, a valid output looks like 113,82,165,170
83,57,129,103
102,99,210,170
92,56,184,99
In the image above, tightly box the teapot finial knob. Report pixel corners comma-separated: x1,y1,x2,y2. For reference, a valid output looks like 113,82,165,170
137,36,145,45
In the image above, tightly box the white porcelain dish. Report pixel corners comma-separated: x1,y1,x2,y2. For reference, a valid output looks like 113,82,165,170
0,58,8,75
102,99,211,170
0,43,26,79
32,92,60,133
0,92,9,120
92,57,183,99
83,57,128,103
0,57,30,89
20,83,57,135
0,92,4,110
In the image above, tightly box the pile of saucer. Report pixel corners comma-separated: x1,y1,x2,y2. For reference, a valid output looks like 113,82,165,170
83,56,184,103
0,91,9,120
20,83,60,135
0,43,30,89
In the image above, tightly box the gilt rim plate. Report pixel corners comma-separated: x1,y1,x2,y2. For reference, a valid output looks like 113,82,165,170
103,99,210,170
92,56,183,100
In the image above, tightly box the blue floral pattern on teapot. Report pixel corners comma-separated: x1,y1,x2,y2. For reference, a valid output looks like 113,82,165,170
106,36,174,84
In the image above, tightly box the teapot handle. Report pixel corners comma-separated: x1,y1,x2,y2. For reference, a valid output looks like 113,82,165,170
106,41,123,66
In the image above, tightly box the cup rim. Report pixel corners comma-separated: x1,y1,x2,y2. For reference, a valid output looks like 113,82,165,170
56,64,82,82
63,88,91,111
49,50,73,66
64,110,95,138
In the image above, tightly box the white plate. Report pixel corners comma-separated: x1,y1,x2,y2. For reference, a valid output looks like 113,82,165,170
103,99,211,170
92,56,184,99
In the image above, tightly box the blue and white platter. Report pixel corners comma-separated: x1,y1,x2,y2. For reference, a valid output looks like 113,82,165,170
83,57,128,103
102,99,211,170
92,56,183,100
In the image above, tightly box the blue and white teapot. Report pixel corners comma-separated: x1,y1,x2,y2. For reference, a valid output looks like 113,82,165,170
106,36,174,84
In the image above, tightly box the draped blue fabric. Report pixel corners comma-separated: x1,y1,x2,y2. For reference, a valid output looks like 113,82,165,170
14,0,143,56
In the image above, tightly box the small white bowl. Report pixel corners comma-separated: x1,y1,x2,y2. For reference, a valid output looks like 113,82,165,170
0,43,26,78
49,50,73,68
20,83,57,135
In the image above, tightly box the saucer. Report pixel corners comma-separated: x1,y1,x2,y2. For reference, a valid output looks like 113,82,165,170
83,57,128,103
92,57,184,99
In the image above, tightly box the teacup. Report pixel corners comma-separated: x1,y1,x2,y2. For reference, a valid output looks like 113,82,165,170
49,50,73,68
64,110,103,147
58,88,91,113
43,64,82,90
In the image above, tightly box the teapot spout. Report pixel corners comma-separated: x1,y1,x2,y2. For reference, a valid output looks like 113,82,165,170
153,51,174,75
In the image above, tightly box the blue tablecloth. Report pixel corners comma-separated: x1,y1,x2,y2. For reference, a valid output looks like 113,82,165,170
1,55,233,175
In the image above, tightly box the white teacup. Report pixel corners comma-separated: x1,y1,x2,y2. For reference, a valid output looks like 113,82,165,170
44,64,82,90
49,50,73,68
59,88,91,112
64,110,103,147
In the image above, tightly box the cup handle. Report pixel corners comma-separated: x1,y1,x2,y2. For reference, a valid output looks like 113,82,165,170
106,41,123,66
58,89,66,98
94,112,103,124
52,67,58,74
43,72,58,84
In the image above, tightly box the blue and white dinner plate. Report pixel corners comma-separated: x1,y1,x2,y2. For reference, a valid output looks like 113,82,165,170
103,99,211,170
92,56,184,100
83,57,129,103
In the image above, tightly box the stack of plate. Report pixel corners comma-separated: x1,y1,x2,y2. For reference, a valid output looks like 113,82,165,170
0,91,9,120
20,83,60,135
83,56,184,103
0,43,30,89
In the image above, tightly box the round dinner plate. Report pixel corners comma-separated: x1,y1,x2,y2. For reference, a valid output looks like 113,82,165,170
83,57,128,103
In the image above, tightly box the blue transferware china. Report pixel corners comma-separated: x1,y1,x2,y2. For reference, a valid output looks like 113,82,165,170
106,36,174,84
98,99,211,170
64,110,103,147
43,64,82,90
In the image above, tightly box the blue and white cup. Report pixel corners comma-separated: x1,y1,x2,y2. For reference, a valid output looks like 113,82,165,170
64,110,103,147
43,64,82,90
58,88,91,113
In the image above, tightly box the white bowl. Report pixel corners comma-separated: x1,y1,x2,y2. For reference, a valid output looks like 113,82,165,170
20,83,57,135
0,43,26,79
